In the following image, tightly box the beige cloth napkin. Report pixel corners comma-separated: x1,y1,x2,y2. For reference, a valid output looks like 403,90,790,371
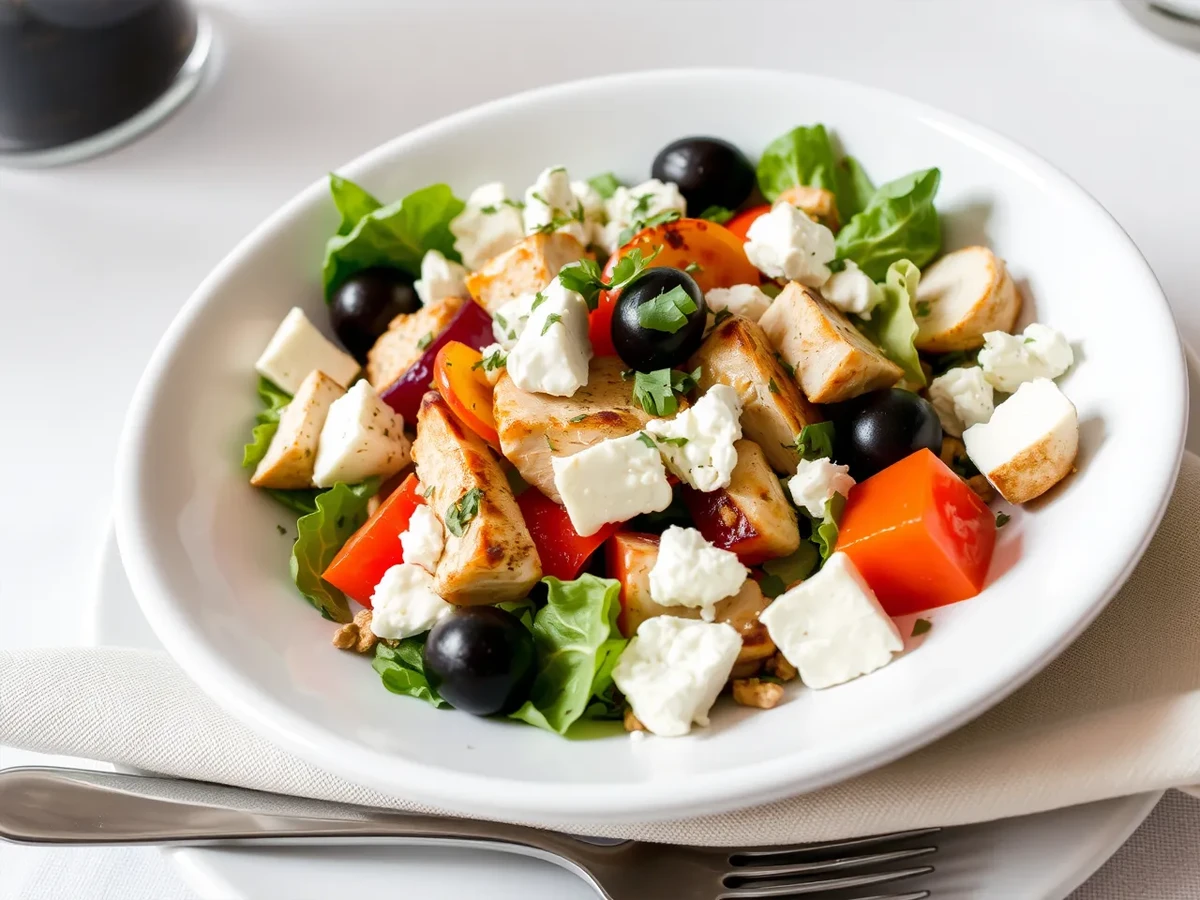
3,454,1200,845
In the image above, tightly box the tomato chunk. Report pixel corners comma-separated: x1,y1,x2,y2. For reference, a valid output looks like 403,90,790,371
724,204,770,242
433,340,499,449
517,487,618,582
322,473,422,607
590,217,760,356
837,448,996,616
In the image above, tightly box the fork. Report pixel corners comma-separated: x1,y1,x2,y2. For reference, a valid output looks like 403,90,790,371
0,767,936,899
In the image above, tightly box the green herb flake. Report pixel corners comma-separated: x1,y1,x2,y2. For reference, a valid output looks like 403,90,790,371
712,308,734,327
1024,337,1035,344
697,205,734,224
636,284,698,333
768,378,780,394
684,261,702,274
616,210,682,247
473,348,507,371
656,435,689,447
636,432,657,449
587,172,622,199
417,332,434,350
795,421,836,461
445,487,483,537
530,290,547,312
996,512,1011,529
569,414,588,423
911,618,933,637
775,353,796,377
541,313,563,336
915,300,932,318
546,434,557,451
422,484,434,498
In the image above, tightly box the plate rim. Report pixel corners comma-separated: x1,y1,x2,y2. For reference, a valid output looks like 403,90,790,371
112,66,1189,822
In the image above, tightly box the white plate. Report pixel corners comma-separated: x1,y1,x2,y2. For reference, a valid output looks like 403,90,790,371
112,68,1188,822
88,528,1164,900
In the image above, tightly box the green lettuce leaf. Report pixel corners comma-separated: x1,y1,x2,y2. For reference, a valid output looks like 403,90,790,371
241,378,291,469
510,574,627,735
329,174,383,236
835,168,941,280
855,260,925,387
322,180,465,297
264,489,321,516
759,541,821,599
756,124,839,202
813,491,847,561
835,155,876,220
289,479,379,622
373,637,448,708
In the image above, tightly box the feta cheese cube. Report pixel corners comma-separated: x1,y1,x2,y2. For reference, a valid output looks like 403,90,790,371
821,259,882,318
928,366,994,437
312,380,411,488
400,505,444,574
648,526,749,621
978,323,1074,392
744,202,836,287
449,182,525,271
612,616,742,737
369,563,453,640
646,384,743,492
414,249,469,306
963,377,1078,503
523,166,590,247
491,291,536,350
760,552,903,689
704,283,773,326
570,179,608,248
787,458,855,519
506,279,593,397
255,307,360,394
552,432,673,537
602,178,687,250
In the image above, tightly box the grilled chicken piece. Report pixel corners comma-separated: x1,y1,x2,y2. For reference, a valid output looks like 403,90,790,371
689,315,822,474
915,246,1022,353
464,232,589,315
759,282,903,404
412,391,541,604
250,370,344,489
366,295,464,391
610,531,775,665
492,356,662,503
683,439,801,563
777,184,840,232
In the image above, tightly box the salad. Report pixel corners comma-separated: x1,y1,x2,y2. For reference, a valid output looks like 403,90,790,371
242,125,1079,738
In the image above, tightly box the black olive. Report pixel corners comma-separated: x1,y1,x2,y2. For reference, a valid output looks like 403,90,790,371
611,267,707,372
830,389,943,480
423,607,536,717
329,267,420,362
651,137,755,214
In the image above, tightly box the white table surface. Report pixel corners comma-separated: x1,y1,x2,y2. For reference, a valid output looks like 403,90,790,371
3,0,1200,896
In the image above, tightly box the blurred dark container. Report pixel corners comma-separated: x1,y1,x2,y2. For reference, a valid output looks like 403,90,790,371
0,0,199,154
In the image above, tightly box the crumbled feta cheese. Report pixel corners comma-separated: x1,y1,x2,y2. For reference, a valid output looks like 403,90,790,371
821,259,882,318
928,366,995,437
759,552,903,689
255,307,360,394
787,458,855,519
963,377,1078,504
552,432,673,536
648,526,749,621
413,249,469,306
491,292,536,350
400,505,444,574
570,179,608,248
449,182,526,271
978,323,1074,392
523,166,589,246
475,342,507,386
505,279,592,397
704,284,773,325
744,202,836,287
603,178,687,250
369,563,453,639
312,381,410,488
612,616,742,737
646,384,743,492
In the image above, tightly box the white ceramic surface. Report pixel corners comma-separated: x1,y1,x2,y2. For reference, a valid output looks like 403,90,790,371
88,530,1165,900
112,68,1188,823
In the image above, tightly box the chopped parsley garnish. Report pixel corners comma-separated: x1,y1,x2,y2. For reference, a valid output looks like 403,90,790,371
616,209,682,246
995,512,1011,528
637,285,698,333
587,172,622,199
768,378,780,394
656,435,689,447
541,313,563,336
530,190,548,206
636,432,657,449
417,332,434,350
473,348,507,371
445,488,483,537
793,422,836,460
422,484,434,498
775,353,795,377
631,193,654,217
915,300,931,317
493,312,509,330
530,290,547,312
479,198,524,214
712,308,734,327
1024,337,1035,344
684,261,703,274
632,367,700,416
545,434,557,451
569,413,588,423
911,618,933,637
557,246,661,310
698,205,734,224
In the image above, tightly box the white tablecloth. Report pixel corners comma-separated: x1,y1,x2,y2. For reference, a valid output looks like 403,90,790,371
3,0,1200,896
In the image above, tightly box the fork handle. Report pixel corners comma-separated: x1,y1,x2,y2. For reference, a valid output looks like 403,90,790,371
0,766,600,865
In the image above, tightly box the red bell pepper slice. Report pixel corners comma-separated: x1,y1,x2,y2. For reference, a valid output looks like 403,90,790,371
517,487,618,582
322,473,423,607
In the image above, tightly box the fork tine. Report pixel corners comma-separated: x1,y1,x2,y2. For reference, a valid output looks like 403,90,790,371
718,864,934,898
727,846,936,880
730,827,941,861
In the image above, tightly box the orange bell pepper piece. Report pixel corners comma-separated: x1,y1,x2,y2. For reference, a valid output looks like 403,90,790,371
837,449,996,617
433,341,500,449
